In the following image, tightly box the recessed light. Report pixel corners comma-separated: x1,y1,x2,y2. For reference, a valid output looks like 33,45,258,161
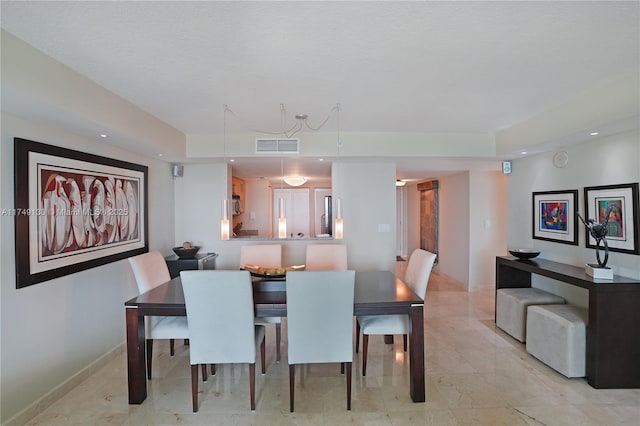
158,153,164,157
521,151,527,155
99,134,108,138
319,158,324,162
229,159,235,162
590,132,599,136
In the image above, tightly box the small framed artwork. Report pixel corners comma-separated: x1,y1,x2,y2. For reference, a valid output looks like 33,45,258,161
14,138,149,288
532,189,579,245
583,183,639,255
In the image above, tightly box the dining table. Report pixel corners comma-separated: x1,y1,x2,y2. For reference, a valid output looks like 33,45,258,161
124,270,426,404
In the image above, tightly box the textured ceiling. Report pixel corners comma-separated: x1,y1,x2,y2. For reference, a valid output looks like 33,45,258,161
1,1,639,179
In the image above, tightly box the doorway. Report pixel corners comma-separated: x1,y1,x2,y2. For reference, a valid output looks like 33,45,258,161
418,180,438,262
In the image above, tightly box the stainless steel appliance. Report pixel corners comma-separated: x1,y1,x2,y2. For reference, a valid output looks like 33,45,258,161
321,195,332,235
232,195,242,215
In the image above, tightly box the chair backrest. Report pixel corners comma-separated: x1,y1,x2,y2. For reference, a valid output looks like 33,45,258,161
181,270,257,365
286,271,355,364
304,244,348,271
404,249,437,299
239,244,282,268
128,251,171,294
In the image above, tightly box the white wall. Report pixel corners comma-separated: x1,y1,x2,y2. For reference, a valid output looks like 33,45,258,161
506,129,640,307
333,161,397,272
468,171,508,290
438,172,471,288
0,114,176,422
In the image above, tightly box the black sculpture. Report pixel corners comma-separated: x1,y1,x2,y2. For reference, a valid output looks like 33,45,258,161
577,206,613,268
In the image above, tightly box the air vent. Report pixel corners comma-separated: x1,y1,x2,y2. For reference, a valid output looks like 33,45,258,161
256,138,299,154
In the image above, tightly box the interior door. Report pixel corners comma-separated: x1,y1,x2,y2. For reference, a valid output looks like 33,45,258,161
273,188,310,238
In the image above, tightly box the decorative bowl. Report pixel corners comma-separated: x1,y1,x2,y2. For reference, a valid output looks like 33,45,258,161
172,246,200,259
508,248,540,260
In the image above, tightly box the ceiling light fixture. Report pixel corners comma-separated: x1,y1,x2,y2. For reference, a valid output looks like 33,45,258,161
283,176,308,187
521,151,527,155
590,131,599,136
396,180,406,187
99,133,108,138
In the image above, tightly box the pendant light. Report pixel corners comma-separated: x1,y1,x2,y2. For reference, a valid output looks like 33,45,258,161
221,199,230,241
220,104,230,240
334,103,344,239
278,156,287,239
334,197,344,239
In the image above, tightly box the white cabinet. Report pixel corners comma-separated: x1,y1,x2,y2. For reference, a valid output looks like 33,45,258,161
273,188,310,238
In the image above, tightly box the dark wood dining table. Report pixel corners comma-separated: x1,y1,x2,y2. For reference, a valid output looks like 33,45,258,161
124,270,425,404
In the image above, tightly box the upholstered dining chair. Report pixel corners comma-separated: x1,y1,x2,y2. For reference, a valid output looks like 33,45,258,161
128,251,189,379
239,244,283,362
304,244,348,271
181,270,266,412
355,248,436,376
286,270,356,412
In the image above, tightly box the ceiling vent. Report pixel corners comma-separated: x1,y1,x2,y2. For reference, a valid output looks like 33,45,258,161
256,138,299,154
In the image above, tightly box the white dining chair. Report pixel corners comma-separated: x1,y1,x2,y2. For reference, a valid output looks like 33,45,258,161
304,244,348,271
355,248,436,376
128,251,189,379
181,270,266,412
239,244,283,362
286,270,355,412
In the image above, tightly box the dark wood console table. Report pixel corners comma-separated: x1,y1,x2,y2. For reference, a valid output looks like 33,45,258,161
496,256,640,389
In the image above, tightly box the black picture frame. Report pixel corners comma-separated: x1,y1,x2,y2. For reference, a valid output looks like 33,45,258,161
14,138,149,288
583,183,639,255
532,189,579,245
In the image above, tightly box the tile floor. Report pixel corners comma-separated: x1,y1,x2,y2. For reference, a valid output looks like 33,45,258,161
20,264,640,425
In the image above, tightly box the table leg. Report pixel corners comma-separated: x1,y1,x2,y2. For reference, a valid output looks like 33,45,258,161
126,307,147,404
409,303,425,402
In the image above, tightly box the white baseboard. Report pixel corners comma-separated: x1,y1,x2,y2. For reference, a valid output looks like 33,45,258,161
4,343,125,426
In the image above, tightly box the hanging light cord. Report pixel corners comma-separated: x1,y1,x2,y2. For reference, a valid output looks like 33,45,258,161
224,104,340,138
336,102,341,155
223,104,228,162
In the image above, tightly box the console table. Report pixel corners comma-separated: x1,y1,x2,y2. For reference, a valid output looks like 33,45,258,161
496,256,640,389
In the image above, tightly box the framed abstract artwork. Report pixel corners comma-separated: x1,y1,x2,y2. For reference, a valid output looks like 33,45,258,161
532,189,578,245
583,183,639,255
13,138,149,288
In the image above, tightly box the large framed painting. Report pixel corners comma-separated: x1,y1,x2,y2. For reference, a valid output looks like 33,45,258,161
532,189,578,245
14,138,148,288
583,183,639,255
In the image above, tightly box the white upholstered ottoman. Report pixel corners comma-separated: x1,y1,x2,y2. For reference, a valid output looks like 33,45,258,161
526,304,588,378
496,288,565,342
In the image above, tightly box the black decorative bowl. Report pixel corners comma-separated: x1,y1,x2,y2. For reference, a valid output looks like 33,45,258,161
509,248,540,260
172,246,200,259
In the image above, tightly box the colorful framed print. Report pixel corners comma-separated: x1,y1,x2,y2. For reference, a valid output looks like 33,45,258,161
13,138,149,288
532,190,578,245
583,183,639,255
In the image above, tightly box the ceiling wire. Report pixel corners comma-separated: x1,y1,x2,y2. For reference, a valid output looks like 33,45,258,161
223,104,228,162
223,104,339,137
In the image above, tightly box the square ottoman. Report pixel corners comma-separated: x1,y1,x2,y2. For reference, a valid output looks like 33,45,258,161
526,304,588,378
496,287,565,342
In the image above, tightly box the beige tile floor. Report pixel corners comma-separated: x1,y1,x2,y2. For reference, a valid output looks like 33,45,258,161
21,264,640,425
